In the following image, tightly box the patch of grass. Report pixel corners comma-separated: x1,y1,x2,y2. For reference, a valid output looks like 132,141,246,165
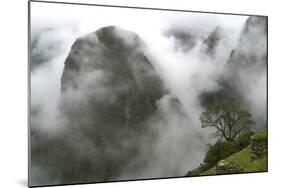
225,146,267,172
251,129,267,140
201,166,216,175
189,129,267,176
202,146,267,175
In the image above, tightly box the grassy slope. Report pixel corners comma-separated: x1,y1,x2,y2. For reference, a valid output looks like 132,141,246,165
202,147,267,175
202,130,267,175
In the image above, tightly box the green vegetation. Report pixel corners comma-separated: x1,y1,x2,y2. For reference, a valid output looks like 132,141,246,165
198,130,268,175
186,131,253,176
202,145,267,175
251,129,267,140
186,97,267,177
203,131,253,169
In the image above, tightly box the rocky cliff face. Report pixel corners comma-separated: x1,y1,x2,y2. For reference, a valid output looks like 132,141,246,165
225,16,267,129
201,27,224,57
31,26,187,185
199,16,267,129
226,16,267,87
59,26,170,181
60,26,165,138
59,26,167,181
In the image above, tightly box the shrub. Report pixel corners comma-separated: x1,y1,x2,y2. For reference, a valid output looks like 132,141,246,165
235,130,254,149
186,130,254,176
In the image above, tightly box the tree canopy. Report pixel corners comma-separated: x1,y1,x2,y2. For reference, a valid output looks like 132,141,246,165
200,97,254,141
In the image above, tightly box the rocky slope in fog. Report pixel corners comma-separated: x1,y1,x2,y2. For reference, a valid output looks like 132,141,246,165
226,16,267,88
61,26,166,134
62,25,168,181
200,16,267,129
201,27,224,57
31,26,188,185
225,16,267,128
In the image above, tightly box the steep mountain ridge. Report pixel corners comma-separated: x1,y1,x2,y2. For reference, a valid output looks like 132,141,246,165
31,26,187,185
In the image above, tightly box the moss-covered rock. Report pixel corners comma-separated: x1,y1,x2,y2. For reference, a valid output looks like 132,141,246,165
215,160,243,174
250,130,267,160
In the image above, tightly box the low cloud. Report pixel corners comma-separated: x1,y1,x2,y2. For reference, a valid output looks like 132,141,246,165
30,2,266,186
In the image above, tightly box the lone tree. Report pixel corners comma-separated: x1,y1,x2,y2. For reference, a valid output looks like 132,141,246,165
200,97,254,142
